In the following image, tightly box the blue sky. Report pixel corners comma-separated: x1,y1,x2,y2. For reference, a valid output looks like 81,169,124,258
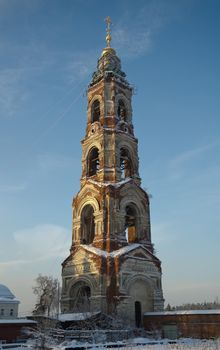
0,0,219,315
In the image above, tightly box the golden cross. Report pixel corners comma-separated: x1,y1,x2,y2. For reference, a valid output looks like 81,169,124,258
105,16,112,47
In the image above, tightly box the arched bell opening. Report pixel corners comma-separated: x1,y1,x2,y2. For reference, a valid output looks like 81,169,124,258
120,148,133,179
117,99,127,122
91,99,100,123
87,147,99,176
69,281,91,312
125,204,138,243
80,204,95,244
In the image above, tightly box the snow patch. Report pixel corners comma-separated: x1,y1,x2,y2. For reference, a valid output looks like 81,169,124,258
88,178,131,188
0,318,36,324
58,312,100,322
0,297,20,303
82,243,142,258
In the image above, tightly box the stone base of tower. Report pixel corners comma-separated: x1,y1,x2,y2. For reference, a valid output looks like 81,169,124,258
61,244,164,327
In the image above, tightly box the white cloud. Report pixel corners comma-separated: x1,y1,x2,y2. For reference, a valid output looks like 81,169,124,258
114,27,152,58
0,43,93,119
152,221,177,243
66,51,97,82
0,153,75,194
169,141,218,180
113,0,187,58
0,183,27,193
0,224,70,271
37,153,75,173
14,224,70,259
0,68,29,118
170,143,215,168
0,222,70,315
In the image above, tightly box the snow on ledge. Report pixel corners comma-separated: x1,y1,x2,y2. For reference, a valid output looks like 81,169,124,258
0,318,36,324
0,297,20,303
145,309,220,316
82,243,142,258
88,178,131,188
58,312,100,322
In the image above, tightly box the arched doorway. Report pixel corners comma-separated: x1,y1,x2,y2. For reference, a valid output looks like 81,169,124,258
70,281,91,312
128,277,154,326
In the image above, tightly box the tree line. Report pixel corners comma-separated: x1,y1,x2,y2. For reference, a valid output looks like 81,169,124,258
165,300,220,311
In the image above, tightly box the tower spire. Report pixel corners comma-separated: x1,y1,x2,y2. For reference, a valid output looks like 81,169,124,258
105,16,112,47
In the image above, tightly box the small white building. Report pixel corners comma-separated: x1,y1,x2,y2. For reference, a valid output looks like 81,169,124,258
0,284,20,319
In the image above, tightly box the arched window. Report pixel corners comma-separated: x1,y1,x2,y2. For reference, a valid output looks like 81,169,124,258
70,281,91,312
120,148,132,179
91,99,100,122
87,147,99,176
117,100,127,121
125,205,137,243
81,204,95,244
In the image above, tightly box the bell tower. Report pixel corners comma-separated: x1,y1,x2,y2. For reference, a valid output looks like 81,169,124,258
61,18,164,325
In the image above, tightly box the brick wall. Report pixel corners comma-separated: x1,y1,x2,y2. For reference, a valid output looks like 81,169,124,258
144,311,220,339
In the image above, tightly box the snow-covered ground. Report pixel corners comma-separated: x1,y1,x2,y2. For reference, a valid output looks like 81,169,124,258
4,337,219,350
23,337,220,350
108,339,220,350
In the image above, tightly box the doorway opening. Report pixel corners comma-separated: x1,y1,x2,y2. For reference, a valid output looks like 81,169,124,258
135,301,142,328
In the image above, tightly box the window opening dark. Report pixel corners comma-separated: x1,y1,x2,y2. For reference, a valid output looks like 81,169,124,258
117,100,127,121
125,205,136,242
120,148,132,179
91,100,100,122
81,205,95,244
88,148,99,176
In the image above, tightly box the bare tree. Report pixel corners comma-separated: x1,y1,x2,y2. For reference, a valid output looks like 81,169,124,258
32,274,59,317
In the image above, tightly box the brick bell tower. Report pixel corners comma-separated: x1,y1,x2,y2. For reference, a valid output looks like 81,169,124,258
61,18,164,326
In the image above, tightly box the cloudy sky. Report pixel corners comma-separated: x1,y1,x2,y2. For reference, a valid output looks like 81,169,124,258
0,0,219,315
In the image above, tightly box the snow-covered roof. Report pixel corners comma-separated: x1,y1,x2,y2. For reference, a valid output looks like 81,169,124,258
59,312,100,322
82,243,143,258
0,284,16,300
0,297,20,304
0,318,36,324
145,309,220,316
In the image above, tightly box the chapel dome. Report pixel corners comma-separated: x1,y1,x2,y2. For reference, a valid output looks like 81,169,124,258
0,284,15,299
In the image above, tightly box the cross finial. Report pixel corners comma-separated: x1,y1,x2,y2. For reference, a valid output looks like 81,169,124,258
105,16,112,47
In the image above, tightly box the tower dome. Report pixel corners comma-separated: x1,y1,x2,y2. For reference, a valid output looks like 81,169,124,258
90,17,127,86
0,284,15,300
